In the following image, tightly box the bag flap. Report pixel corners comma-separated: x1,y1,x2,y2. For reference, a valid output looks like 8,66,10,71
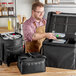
46,12,76,35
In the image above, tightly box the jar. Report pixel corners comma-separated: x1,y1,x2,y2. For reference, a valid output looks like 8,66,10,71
37,0,45,4
8,2,14,16
46,0,52,4
52,0,60,4
2,2,8,16
0,2,2,16
74,0,76,3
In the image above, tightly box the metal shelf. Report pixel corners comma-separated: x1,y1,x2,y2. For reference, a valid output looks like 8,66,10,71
0,16,17,18
0,0,17,32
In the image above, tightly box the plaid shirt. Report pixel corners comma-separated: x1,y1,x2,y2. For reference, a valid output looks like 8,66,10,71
23,16,46,41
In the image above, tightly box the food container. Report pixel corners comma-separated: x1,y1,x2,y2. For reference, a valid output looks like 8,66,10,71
2,2,8,16
8,2,14,16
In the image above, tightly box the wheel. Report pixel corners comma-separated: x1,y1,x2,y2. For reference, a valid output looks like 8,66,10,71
0,61,2,65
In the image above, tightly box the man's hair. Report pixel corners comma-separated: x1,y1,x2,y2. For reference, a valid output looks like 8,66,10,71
32,2,44,11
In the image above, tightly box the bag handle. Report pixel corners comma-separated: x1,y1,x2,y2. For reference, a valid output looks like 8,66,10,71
28,52,46,59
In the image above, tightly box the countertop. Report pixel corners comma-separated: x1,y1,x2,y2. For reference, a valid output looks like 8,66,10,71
0,63,76,76
0,27,14,33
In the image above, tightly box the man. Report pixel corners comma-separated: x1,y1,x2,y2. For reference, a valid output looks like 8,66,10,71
23,2,58,53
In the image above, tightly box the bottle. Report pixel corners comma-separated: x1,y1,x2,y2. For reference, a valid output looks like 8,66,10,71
8,2,14,16
8,18,12,30
39,0,45,4
2,2,8,16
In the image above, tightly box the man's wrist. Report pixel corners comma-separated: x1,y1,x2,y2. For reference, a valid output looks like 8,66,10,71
43,33,46,38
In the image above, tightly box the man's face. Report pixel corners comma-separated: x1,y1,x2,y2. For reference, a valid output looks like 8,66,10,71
32,6,44,20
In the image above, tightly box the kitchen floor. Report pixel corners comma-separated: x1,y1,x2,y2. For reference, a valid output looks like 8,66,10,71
0,63,76,76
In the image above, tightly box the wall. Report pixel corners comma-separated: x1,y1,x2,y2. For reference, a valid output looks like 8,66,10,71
0,0,76,26
60,0,74,2
44,4,76,19
0,0,35,27
16,0,35,19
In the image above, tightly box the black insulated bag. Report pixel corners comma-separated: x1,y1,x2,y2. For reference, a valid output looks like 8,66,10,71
17,52,46,74
42,12,76,69
0,34,2,65
1,32,24,66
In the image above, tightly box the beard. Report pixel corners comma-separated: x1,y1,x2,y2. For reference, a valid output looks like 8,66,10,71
35,15,43,20
36,17,41,20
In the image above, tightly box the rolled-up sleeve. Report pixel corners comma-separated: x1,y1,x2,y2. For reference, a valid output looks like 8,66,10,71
23,22,34,41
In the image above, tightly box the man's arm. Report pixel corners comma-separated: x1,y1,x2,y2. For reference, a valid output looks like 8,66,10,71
32,33,56,40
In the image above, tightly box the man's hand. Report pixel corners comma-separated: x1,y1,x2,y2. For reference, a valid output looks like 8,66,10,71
56,11,61,14
32,33,56,41
45,33,57,40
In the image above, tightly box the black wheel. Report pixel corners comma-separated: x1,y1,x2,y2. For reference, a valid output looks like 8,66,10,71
7,63,10,67
0,61,2,65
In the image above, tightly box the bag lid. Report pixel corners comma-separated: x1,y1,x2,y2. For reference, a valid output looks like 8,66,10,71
46,12,76,35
